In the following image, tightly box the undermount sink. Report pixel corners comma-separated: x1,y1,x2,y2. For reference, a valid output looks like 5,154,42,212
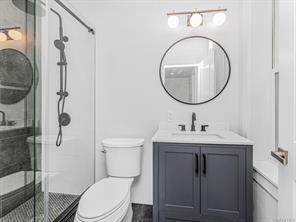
172,132,224,140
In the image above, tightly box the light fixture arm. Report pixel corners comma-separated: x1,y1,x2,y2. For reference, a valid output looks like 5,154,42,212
0,27,21,31
167,8,227,16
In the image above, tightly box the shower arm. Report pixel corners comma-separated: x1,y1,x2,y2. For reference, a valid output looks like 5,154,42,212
51,8,65,93
50,8,63,40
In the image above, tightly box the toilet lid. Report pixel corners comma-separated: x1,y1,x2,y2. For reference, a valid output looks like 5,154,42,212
77,177,132,219
102,138,144,148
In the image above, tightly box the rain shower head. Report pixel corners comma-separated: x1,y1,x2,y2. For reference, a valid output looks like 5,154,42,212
12,0,45,16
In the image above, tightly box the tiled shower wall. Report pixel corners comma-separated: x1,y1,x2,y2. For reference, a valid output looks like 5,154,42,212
0,128,32,177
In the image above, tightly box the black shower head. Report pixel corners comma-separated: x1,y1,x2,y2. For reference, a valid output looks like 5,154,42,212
12,0,45,16
54,39,65,50
63,36,69,42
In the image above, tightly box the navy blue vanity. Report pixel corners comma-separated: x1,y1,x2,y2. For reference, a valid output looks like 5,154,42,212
152,130,253,222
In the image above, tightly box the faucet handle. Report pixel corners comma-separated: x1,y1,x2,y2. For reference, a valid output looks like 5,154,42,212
178,124,186,132
201,125,209,132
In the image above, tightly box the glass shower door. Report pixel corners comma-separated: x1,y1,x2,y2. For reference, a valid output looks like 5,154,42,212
0,0,38,221
0,0,95,220
36,0,96,221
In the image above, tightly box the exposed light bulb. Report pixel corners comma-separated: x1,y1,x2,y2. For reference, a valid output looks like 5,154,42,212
190,13,203,27
209,41,214,50
0,32,7,42
213,12,226,26
168,15,179,29
8,30,22,40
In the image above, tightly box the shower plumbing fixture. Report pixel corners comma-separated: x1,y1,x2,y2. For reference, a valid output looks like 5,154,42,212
51,8,71,147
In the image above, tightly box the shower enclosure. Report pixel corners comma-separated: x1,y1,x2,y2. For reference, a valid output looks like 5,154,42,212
0,0,96,221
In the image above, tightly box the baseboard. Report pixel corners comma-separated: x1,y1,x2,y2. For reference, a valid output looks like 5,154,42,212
132,203,153,221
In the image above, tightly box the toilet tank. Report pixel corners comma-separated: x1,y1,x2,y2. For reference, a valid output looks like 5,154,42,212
102,138,144,177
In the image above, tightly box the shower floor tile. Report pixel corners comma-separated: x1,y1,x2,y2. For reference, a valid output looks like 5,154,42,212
1,192,78,222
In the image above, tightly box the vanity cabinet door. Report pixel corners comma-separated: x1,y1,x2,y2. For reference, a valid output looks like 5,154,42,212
200,146,246,221
159,212,200,222
158,144,200,219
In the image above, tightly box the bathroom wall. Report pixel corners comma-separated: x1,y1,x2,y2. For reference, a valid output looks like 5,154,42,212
70,0,244,205
239,0,275,163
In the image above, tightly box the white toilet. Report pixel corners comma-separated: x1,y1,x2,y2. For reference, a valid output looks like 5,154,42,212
75,138,144,222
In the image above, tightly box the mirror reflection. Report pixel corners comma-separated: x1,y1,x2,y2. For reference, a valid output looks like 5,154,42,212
0,48,33,104
160,36,230,104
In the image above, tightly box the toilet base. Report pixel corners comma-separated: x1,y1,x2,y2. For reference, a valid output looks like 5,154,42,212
74,201,132,222
122,204,133,222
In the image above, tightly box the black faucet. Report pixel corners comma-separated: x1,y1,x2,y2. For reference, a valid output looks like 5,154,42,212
0,111,6,126
191,112,196,132
178,124,186,132
201,124,209,132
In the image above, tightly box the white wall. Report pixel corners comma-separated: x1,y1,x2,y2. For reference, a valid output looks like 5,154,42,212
69,0,244,204
253,181,278,222
240,0,275,163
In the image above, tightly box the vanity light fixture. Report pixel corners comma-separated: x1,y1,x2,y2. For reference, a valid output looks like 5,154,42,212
0,32,7,42
167,8,227,28
189,13,203,27
0,27,22,41
8,29,23,40
212,12,226,26
168,14,180,28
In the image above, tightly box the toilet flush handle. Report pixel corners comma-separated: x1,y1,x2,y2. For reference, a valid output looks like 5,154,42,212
101,147,107,154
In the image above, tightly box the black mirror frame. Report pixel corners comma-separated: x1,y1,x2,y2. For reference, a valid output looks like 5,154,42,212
159,36,231,105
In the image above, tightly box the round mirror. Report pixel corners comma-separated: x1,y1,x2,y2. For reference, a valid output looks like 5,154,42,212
159,36,231,105
0,48,34,104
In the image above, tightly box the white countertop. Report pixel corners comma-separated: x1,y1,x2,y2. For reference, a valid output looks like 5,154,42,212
152,130,254,146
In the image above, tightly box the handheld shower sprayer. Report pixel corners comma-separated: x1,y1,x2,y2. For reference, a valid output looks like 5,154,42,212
54,39,65,50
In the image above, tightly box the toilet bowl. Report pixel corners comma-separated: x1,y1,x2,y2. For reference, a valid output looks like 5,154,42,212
75,177,133,222
75,138,144,222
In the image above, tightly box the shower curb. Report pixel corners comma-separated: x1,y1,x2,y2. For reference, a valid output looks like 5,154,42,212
53,195,81,222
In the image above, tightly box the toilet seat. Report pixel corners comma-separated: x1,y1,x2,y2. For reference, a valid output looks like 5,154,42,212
76,192,130,222
75,177,133,222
